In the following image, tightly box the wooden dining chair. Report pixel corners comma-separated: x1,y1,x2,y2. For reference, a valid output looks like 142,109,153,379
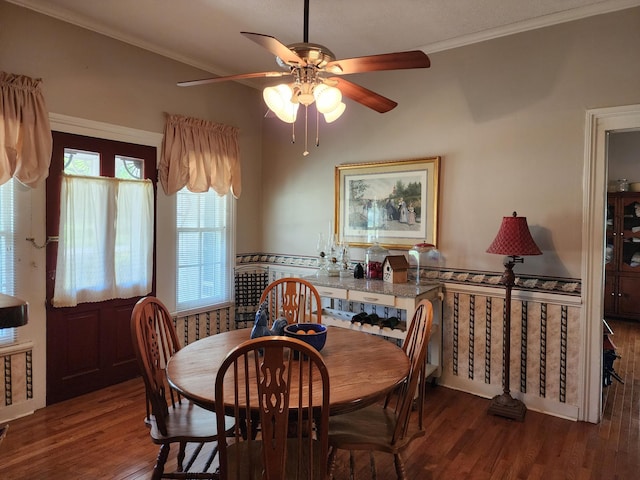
259,277,322,325
131,296,234,480
215,336,330,480
0,424,8,448
327,299,434,480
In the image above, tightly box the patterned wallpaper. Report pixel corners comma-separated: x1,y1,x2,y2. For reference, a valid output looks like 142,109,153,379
0,253,583,421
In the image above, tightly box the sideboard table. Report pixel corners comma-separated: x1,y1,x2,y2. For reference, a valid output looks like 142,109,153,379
306,275,443,380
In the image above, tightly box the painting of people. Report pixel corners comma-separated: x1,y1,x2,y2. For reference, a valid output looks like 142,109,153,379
335,157,440,248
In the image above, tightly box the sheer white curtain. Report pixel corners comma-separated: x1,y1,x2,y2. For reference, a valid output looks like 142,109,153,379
53,175,153,307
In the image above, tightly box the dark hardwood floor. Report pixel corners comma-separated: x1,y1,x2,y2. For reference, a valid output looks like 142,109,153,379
1,318,638,479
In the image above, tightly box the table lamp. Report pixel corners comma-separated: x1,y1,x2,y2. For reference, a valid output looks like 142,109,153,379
0,293,29,329
486,212,541,420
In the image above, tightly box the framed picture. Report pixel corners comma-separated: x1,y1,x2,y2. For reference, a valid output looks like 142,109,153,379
335,157,440,249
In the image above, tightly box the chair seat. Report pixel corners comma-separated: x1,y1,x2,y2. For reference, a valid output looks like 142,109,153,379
148,401,235,444
225,438,326,479
328,299,433,480
328,404,425,454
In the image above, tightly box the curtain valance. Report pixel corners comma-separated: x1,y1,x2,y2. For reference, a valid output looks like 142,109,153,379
159,113,241,198
0,72,52,188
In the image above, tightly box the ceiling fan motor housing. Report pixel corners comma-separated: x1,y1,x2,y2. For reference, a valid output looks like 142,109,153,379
281,42,336,68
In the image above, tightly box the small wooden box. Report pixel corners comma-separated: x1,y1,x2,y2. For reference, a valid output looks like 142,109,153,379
382,255,409,284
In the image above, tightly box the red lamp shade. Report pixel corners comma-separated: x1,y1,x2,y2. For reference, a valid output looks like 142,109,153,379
486,212,542,257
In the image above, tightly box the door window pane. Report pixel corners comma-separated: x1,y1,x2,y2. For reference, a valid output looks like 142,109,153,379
115,155,143,180
63,148,100,176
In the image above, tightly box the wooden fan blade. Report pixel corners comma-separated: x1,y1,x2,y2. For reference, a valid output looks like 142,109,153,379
325,50,430,75
177,71,288,87
328,77,397,113
241,32,306,66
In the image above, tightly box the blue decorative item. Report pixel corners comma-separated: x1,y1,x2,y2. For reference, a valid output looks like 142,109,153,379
251,301,290,339
271,318,288,336
250,301,271,340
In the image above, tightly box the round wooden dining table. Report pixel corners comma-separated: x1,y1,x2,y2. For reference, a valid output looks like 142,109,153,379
166,327,410,415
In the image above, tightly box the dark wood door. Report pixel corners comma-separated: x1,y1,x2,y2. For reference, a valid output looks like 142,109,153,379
604,274,616,316
619,275,640,318
45,132,157,404
46,298,142,403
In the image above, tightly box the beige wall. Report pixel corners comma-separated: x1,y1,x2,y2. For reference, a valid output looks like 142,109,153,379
609,131,640,188
0,1,264,255
0,1,265,419
261,7,640,280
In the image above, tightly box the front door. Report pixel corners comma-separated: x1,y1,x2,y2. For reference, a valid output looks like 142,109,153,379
45,131,157,404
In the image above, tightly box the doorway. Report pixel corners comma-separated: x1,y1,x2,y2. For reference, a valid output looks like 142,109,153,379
582,104,640,423
45,128,158,404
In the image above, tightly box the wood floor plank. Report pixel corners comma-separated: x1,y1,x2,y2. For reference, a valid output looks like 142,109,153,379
1,319,639,479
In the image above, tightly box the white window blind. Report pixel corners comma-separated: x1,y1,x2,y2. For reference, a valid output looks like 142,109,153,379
176,188,232,312
53,175,154,307
0,179,16,345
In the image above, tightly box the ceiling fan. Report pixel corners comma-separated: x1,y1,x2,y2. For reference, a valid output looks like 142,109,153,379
178,0,430,110
177,0,430,153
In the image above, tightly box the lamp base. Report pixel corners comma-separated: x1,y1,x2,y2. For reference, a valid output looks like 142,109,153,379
488,393,526,421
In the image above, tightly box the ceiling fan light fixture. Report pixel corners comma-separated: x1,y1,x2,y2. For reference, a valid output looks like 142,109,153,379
263,84,298,123
314,84,342,114
292,81,315,106
178,2,432,155
297,92,315,106
323,101,346,123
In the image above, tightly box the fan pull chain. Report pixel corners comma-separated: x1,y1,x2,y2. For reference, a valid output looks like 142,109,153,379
291,120,296,145
303,105,309,156
316,108,320,147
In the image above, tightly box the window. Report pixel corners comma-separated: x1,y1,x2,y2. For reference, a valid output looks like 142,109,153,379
0,179,16,345
176,188,233,312
48,131,157,307
63,148,143,180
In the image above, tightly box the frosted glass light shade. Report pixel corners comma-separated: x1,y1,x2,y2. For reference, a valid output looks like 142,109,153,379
323,102,346,123
263,84,298,123
314,84,342,113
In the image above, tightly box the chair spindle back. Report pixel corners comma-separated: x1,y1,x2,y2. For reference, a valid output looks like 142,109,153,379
259,277,322,325
130,296,182,435
215,336,330,480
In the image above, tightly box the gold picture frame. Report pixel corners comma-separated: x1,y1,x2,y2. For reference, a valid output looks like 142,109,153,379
335,157,440,249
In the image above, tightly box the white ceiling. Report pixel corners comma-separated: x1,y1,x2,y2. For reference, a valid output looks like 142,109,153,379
8,0,640,83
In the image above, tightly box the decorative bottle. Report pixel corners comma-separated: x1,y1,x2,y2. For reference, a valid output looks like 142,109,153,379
618,179,629,192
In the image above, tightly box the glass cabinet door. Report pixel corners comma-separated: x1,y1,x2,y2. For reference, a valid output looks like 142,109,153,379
605,196,616,270
620,199,640,273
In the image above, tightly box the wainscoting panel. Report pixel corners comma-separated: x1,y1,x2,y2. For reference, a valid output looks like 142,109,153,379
0,342,34,422
234,253,584,419
2,255,583,423
1,343,33,407
442,284,582,419
173,305,234,347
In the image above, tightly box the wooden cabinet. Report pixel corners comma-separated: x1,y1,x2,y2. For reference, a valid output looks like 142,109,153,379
605,192,640,320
